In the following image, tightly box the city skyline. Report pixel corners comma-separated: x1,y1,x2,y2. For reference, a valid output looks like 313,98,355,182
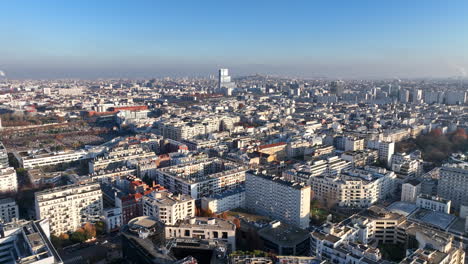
2,0,468,79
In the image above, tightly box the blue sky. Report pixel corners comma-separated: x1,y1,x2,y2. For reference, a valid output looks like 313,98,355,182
1,0,468,79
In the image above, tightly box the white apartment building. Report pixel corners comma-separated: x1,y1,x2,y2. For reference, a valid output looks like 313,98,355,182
103,207,122,233
378,141,394,168
246,171,310,229
201,187,245,213
391,152,422,177
0,141,8,168
401,180,421,203
309,166,396,208
165,217,236,251
89,149,156,173
0,167,17,193
337,167,397,208
283,156,351,185
438,164,468,210
0,219,63,264
0,198,19,223
142,190,195,225
35,181,103,235
416,194,451,214
344,137,365,152
156,158,246,199
18,149,88,169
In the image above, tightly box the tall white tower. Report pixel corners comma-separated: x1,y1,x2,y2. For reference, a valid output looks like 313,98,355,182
218,68,235,95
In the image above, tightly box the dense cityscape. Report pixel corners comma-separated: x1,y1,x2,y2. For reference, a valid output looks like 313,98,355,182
0,70,467,264
2,0,468,263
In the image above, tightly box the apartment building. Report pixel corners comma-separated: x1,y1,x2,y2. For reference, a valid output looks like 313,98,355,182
309,166,396,208
245,171,310,229
201,187,245,213
165,217,236,251
0,198,19,223
438,164,468,210
0,141,8,168
35,181,103,235
284,156,351,185
142,190,195,225
0,167,17,193
344,136,365,152
391,152,422,177
378,141,395,168
311,205,465,264
401,180,421,203
89,149,156,173
335,167,397,208
156,158,246,199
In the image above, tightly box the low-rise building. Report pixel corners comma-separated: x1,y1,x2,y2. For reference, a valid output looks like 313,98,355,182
416,194,451,214
258,221,310,256
165,217,236,251
17,149,88,169
201,186,245,214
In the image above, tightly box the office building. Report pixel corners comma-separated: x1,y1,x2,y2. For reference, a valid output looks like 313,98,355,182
245,171,310,229
330,81,344,96
218,68,236,95
35,181,103,235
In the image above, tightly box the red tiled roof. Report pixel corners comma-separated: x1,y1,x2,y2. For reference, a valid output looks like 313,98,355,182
258,142,286,150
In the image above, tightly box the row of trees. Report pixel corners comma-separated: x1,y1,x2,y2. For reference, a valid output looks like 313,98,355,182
51,222,105,248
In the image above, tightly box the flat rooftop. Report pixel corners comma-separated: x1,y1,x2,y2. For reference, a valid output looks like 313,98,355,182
387,201,419,217
409,208,457,230
258,222,310,247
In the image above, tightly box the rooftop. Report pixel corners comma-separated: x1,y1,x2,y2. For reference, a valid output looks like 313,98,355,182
258,221,310,247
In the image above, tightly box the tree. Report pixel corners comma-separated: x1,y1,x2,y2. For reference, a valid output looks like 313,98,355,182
70,229,87,243
59,233,69,240
95,221,106,236
51,235,63,248
83,222,96,239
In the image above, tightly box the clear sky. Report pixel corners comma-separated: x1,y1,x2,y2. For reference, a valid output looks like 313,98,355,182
1,0,468,79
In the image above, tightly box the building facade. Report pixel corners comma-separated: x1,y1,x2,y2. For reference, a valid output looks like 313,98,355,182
35,181,103,235
245,171,310,229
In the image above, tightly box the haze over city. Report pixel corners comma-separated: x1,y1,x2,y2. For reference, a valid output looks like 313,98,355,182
2,0,468,79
